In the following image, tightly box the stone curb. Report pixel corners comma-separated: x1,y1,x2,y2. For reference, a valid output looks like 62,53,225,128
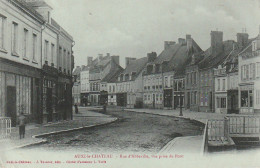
2,117,118,151
32,117,118,138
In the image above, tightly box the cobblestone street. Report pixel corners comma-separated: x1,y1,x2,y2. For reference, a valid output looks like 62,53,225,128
26,107,204,153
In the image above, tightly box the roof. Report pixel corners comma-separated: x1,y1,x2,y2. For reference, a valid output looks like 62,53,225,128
72,66,81,76
153,38,202,77
122,57,148,76
25,1,52,9
198,40,236,69
12,0,45,23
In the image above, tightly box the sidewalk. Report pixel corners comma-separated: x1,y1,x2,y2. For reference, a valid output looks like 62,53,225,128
0,109,117,151
125,108,227,124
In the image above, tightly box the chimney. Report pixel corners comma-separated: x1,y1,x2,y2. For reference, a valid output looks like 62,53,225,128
87,57,93,66
125,57,136,67
237,33,248,48
147,52,157,62
98,54,103,63
164,41,176,50
178,38,185,45
24,0,53,23
186,34,193,51
211,31,223,55
111,55,120,65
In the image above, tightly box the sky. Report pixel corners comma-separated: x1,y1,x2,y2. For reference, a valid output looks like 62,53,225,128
45,0,260,68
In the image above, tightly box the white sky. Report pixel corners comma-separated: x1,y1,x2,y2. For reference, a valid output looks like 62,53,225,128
45,0,260,68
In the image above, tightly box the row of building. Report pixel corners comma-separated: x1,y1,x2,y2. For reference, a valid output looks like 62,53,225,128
73,29,260,114
0,0,74,126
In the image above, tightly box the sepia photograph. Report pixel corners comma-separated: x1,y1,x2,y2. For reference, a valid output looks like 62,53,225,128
0,0,260,167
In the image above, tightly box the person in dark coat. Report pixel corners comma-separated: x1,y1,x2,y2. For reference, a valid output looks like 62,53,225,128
74,104,79,114
18,112,26,139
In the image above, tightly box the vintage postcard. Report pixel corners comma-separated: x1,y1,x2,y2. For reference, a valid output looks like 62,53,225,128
0,0,260,167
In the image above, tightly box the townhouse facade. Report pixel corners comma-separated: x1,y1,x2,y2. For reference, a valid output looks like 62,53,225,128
0,0,74,126
143,35,202,109
80,54,121,106
238,34,260,113
116,57,148,108
72,66,81,105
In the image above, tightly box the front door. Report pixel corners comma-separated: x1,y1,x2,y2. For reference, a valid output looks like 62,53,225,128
46,88,53,122
7,86,16,127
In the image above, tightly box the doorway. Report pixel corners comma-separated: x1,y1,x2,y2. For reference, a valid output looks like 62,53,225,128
7,86,16,127
46,88,53,122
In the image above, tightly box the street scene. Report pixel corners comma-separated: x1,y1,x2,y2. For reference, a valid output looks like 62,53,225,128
1,0,260,167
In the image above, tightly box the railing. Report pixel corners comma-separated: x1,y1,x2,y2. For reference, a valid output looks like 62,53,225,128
0,117,12,139
226,115,260,135
207,119,229,142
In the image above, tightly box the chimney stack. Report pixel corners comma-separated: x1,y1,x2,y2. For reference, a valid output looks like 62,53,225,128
87,57,93,66
164,41,176,50
237,33,249,48
211,31,223,56
147,52,157,62
111,55,120,65
178,38,185,45
125,57,136,67
186,34,192,51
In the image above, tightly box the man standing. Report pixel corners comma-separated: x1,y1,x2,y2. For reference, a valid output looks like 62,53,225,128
18,112,26,139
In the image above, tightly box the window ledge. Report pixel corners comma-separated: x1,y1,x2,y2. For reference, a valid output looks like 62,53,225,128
0,48,7,54
11,52,19,57
23,57,29,62
32,60,38,64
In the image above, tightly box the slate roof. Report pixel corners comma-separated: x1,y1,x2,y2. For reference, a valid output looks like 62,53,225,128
198,40,236,69
147,38,202,77
122,57,148,76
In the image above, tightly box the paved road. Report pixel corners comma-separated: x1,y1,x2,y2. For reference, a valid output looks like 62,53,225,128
26,108,204,153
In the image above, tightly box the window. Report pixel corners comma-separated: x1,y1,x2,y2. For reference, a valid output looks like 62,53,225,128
194,72,196,84
257,63,260,78
51,43,55,64
23,29,28,58
252,41,257,51
59,47,62,68
144,95,147,101
63,49,66,71
0,16,5,49
217,97,226,108
11,22,18,54
160,94,163,101
217,79,220,91
44,40,49,62
164,76,168,87
32,34,37,61
194,91,197,104
113,86,115,92
256,90,260,105
170,76,174,87
156,94,159,101
222,79,225,91
241,90,253,107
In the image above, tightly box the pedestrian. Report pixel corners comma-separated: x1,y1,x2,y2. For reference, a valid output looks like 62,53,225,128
18,112,26,139
74,104,79,114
